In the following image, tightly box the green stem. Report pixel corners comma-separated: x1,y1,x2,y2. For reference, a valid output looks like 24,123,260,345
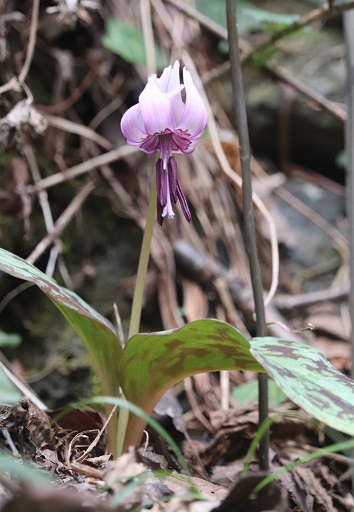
128,176,157,339
116,171,157,456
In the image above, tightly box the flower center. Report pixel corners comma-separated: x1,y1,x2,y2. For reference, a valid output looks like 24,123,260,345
139,129,191,160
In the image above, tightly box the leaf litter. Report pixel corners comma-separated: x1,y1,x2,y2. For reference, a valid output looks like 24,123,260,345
0,0,353,510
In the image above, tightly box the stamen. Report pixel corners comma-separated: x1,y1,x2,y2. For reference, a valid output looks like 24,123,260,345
176,177,192,223
157,201,164,226
156,159,167,207
168,156,178,203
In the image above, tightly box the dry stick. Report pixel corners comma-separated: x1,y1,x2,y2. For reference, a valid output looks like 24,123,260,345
0,0,39,96
275,285,349,311
18,0,39,85
24,145,55,235
46,115,115,151
140,0,156,74
27,145,138,193
26,181,96,265
226,0,269,471
263,61,346,123
344,2,354,380
23,144,61,279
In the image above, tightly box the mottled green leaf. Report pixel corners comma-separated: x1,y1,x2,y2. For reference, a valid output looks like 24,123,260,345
117,319,264,447
250,337,354,436
102,17,168,69
0,248,121,397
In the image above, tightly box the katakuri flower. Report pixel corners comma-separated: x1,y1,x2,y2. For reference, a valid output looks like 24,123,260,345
121,61,208,225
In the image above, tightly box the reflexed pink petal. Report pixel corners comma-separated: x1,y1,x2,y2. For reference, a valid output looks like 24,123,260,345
139,75,175,134
140,134,160,153
121,104,147,144
164,61,185,126
161,60,183,93
174,134,202,154
156,64,172,92
176,68,207,138
171,132,191,152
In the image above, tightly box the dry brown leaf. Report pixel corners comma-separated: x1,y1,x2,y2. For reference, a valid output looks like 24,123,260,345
164,472,228,502
293,465,336,512
182,280,209,322
306,310,347,340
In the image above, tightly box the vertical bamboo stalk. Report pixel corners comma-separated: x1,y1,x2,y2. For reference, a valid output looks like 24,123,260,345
226,0,269,470
344,2,354,494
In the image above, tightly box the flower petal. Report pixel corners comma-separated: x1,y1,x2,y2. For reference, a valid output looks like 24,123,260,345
120,104,147,145
165,61,185,126
156,64,172,92
139,75,175,134
172,136,200,155
176,68,208,138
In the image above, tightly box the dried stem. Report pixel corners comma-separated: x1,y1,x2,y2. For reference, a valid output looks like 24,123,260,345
344,0,354,381
27,145,138,193
226,0,269,470
18,0,40,84
0,0,39,97
344,4,354,492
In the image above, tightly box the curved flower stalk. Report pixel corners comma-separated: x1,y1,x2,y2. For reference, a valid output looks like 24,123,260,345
121,61,208,225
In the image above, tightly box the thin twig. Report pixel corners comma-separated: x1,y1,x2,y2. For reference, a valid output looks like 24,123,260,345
37,62,101,115
264,61,346,122
46,115,115,151
0,0,39,96
75,406,118,463
26,181,96,265
26,145,138,193
23,144,55,234
140,0,156,74
18,0,40,84
274,285,349,311
226,0,269,471
23,144,67,280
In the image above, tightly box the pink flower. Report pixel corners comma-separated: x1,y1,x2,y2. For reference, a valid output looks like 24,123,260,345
121,61,207,225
